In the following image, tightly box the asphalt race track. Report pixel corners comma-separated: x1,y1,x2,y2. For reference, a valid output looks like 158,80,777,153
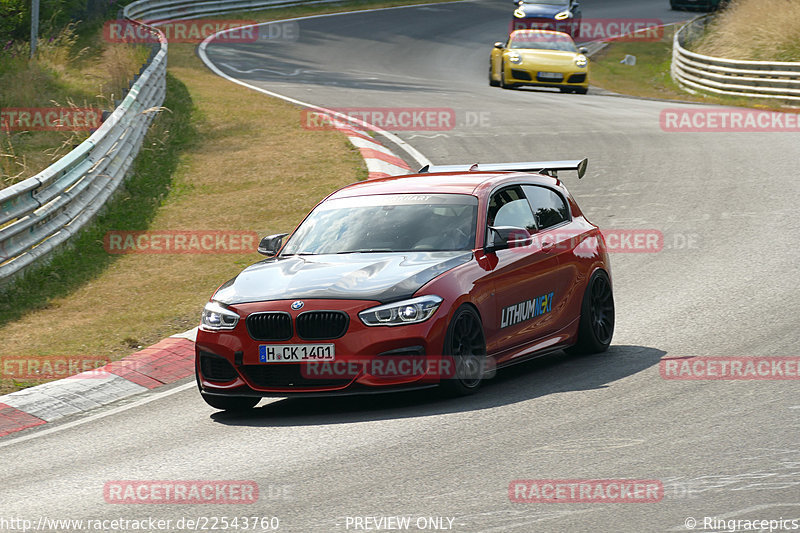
2,1,799,531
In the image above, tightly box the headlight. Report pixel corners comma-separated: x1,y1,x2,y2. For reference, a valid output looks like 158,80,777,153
555,10,571,20
513,8,525,18
508,53,523,64
201,301,240,331
574,54,588,67
359,295,443,327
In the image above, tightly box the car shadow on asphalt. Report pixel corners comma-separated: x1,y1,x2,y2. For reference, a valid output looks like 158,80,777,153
209,344,666,427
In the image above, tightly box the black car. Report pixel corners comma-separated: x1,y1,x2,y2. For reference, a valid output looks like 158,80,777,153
511,0,582,39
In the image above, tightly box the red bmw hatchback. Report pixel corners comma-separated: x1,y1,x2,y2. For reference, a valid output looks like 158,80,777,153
195,160,614,410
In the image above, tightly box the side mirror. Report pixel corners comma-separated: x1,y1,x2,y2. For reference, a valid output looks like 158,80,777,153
485,226,532,253
579,46,588,54
257,233,289,256
494,41,505,49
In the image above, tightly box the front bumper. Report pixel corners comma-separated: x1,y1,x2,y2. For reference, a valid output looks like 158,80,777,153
195,299,452,397
504,64,589,90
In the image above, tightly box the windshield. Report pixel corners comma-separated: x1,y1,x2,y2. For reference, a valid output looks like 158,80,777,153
509,32,578,52
281,194,478,255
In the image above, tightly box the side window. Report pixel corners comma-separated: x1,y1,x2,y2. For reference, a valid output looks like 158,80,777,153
487,186,536,232
522,185,569,230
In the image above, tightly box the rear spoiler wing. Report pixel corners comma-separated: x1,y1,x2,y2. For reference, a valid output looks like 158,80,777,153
418,158,588,179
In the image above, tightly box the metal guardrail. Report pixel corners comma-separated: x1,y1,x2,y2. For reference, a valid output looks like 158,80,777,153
0,14,167,283
672,15,800,102
0,0,350,284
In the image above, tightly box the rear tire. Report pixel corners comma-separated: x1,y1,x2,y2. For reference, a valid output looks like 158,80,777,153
566,269,614,355
440,306,488,396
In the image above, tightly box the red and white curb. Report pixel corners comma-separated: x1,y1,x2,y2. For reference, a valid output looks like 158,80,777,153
311,113,412,179
0,329,198,438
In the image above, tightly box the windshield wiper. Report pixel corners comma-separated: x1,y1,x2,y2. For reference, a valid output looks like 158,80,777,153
336,249,394,254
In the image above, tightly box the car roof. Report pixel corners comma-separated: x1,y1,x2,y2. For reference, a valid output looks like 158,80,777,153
329,171,564,200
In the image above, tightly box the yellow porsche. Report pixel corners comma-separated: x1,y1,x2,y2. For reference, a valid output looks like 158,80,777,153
489,29,589,94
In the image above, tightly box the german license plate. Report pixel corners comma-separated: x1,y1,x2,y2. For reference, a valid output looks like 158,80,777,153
259,344,335,362
538,71,563,80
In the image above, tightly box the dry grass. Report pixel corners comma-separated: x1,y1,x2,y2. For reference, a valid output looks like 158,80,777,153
0,24,151,188
695,0,800,61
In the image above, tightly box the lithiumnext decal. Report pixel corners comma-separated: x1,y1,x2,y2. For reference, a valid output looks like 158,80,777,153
501,292,554,328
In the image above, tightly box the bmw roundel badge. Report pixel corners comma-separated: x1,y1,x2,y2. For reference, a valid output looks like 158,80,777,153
291,301,304,310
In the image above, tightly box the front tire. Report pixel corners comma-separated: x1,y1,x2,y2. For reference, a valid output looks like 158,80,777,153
489,62,500,87
440,305,488,396
566,269,614,355
500,63,514,89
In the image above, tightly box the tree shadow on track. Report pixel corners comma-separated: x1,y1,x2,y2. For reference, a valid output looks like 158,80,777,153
207,43,445,94
210,344,666,427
